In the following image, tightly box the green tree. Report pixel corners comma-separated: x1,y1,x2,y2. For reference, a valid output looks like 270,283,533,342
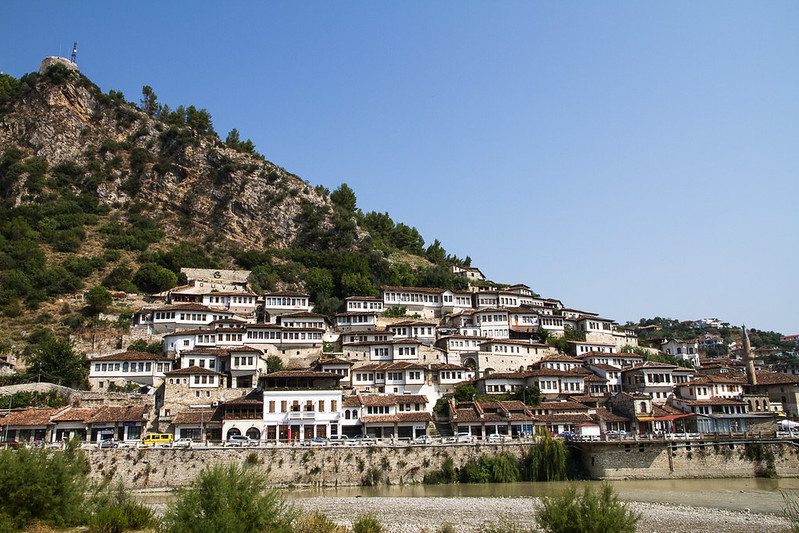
330,183,357,212
266,355,285,373
140,85,159,116
425,239,447,264
132,262,177,293
453,383,476,402
23,332,87,389
512,384,541,406
523,433,567,482
84,285,113,314
340,271,375,297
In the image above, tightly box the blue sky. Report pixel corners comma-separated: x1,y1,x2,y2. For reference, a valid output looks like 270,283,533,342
2,2,797,333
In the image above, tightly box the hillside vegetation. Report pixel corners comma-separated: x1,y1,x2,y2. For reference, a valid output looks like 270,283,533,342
0,62,473,350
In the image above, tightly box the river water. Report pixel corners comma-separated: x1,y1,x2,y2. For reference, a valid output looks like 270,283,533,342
138,478,799,516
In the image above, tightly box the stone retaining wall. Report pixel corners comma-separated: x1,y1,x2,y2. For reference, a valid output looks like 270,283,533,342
578,440,799,479
87,439,799,490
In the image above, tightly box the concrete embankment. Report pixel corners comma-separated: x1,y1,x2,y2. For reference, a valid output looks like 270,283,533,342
87,440,799,490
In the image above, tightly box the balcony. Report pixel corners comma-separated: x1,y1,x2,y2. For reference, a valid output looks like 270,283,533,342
287,410,316,421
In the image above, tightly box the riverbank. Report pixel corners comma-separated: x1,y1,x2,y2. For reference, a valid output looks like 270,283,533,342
290,496,790,533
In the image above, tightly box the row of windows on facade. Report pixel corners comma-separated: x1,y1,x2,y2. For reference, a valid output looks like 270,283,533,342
372,346,417,357
354,371,422,382
349,335,389,342
541,317,563,326
391,326,434,336
385,292,440,304
216,295,253,304
492,345,524,353
449,339,480,348
337,315,375,324
478,314,508,323
348,301,383,309
94,362,170,373
264,297,308,306
282,320,324,329
442,295,471,305
266,399,338,413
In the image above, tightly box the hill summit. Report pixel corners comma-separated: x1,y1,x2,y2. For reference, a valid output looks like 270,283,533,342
0,59,475,339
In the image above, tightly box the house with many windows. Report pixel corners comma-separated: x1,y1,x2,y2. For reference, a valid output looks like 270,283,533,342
88,351,173,391
340,394,430,439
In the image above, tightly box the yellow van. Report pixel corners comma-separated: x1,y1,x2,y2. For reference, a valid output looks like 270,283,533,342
140,433,174,447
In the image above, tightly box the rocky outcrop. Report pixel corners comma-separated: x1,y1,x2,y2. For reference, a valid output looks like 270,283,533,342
0,62,338,249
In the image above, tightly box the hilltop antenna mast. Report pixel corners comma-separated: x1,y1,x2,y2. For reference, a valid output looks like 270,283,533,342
70,42,78,64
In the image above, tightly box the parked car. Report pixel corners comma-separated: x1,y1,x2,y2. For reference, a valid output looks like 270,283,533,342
413,435,434,444
303,437,328,447
558,431,577,441
606,430,627,438
455,432,473,443
226,435,255,447
328,435,350,446
99,438,119,449
487,433,507,443
172,438,193,448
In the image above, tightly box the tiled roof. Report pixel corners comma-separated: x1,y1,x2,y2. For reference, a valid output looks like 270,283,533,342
388,320,439,327
0,408,63,427
360,412,432,424
88,405,148,424
674,398,747,406
536,401,591,411
50,407,95,422
381,286,445,294
539,355,580,363
264,291,309,297
172,408,222,424
280,311,327,319
533,413,595,424
264,370,343,380
351,394,429,407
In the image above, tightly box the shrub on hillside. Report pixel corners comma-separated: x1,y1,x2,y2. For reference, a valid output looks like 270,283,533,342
535,483,640,533
160,463,296,533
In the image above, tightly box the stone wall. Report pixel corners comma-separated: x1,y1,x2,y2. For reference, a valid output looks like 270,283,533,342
578,440,799,479
86,439,799,491
87,443,529,489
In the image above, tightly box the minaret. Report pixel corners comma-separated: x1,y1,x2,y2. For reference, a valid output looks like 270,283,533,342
742,325,757,386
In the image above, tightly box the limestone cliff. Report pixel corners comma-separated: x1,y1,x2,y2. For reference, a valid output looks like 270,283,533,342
0,61,336,249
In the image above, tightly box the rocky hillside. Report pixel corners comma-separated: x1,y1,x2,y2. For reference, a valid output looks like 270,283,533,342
0,58,474,349
0,58,335,249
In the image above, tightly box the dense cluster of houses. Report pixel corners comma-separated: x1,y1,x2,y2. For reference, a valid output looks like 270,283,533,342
2,267,797,445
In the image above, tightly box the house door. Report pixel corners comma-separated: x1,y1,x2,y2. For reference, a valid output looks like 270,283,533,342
304,425,314,440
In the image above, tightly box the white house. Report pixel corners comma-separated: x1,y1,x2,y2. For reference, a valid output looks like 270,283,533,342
661,339,700,367
386,320,437,342
381,286,445,318
263,292,314,322
345,296,384,313
88,351,173,391
259,371,344,443
340,393,431,439
134,303,236,334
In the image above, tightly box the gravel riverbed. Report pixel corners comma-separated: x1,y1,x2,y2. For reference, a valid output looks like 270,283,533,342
292,496,791,533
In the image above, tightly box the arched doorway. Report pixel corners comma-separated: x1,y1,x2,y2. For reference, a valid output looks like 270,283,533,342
463,358,477,372
226,427,241,439
246,427,261,441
